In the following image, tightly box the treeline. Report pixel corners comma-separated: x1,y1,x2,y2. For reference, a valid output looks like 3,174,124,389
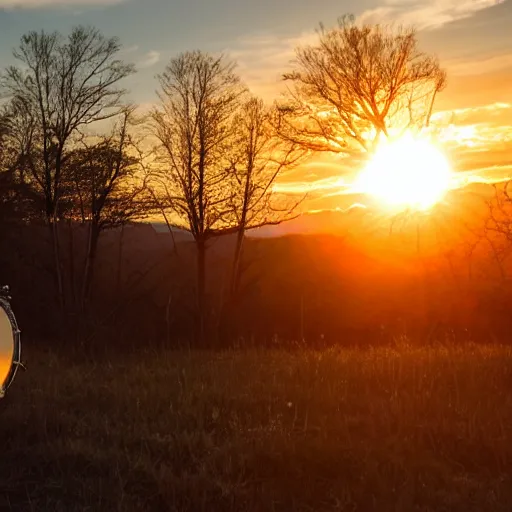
1,16,512,349
0,26,300,345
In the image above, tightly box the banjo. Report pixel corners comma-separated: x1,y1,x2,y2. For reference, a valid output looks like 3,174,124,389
0,285,21,398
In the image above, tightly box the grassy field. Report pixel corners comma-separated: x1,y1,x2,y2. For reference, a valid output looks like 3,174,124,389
1,343,512,511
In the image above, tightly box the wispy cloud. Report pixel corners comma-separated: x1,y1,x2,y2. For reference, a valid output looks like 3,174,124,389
225,31,318,100
138,50,161,69
274,175,349,196
123,45,140,55
453,165,512,190
0,0,124,7
432,102,512,124
445,52,512,76
430,103,512,157
228,0,506,99
359,0,506,30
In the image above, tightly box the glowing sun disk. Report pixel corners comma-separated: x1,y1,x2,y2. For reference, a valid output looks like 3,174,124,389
355,133,453,211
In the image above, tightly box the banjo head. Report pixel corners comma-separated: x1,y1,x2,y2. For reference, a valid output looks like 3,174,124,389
0,286,21,398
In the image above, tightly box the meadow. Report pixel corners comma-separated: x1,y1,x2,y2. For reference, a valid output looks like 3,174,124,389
1,342,512,511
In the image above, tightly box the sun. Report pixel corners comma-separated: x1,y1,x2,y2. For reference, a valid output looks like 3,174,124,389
354,132,453,211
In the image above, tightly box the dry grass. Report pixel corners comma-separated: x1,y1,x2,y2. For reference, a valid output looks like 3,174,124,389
1,343,512,511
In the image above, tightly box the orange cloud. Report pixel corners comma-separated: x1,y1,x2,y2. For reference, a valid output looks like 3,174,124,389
271,100,512,212
446,53,512,76
220,12,512,213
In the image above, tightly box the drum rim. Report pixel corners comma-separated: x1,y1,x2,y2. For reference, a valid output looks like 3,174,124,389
0,296,21,397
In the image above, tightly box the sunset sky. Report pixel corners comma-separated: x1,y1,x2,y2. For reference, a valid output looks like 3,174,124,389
0,0,511,212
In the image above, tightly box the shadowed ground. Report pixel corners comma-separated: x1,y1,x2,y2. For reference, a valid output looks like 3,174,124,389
1,343,512,511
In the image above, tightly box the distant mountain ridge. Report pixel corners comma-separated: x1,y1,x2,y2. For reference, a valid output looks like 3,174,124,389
149,181,495,240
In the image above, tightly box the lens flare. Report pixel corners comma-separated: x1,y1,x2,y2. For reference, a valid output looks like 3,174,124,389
354,132,453,211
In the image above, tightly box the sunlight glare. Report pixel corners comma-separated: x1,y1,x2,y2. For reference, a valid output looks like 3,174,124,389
354,132,453,211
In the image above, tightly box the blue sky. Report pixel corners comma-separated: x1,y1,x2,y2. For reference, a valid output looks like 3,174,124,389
0,0,511,210
0,0,374,105
0,0,510,107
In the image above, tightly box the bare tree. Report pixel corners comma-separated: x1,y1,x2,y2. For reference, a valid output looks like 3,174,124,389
486,182,512,240
278,15,446,156
226,96,306,297
0,108,43,224
0,111,21,222
65,109,149,308
0,111,9,151
1,26,135,309
480,181,512,282
151,50,246,344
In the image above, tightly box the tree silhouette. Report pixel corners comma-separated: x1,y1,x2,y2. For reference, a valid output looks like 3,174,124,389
0,109,43,225
1,26,134,309
64,109,149,308
226,96,306,297
151,51,246,344
278,15,446,156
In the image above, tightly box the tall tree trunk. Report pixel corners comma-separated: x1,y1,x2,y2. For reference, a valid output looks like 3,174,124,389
230,164,252,299
115,224,125,296
216,227,245,346
49,219,65,313
230,228,245,298
165,291,173,349
81,221,100,310
67,219,77,312
196,237,206,346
